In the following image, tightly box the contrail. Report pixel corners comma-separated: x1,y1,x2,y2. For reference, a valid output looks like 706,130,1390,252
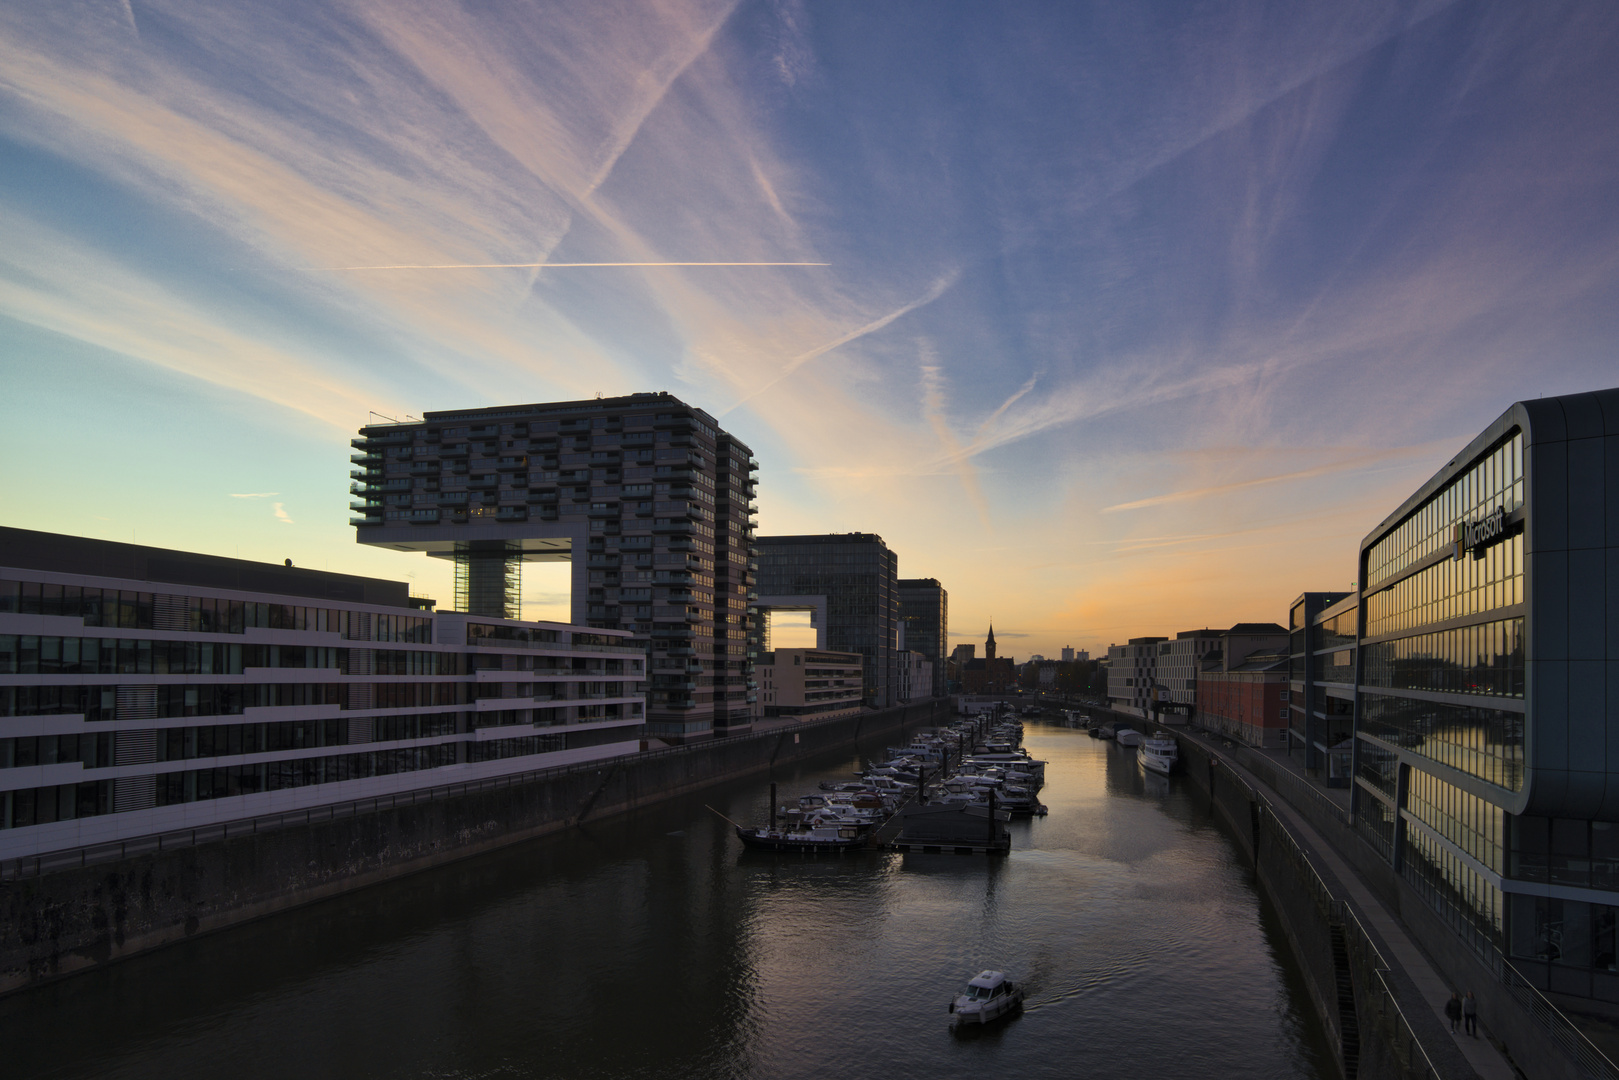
322,261,829,271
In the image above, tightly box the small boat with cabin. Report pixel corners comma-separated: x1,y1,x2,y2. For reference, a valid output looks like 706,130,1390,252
949,970,1025,1026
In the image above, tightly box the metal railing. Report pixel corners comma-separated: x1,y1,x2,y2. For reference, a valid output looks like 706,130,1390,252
1209,747,1619,1080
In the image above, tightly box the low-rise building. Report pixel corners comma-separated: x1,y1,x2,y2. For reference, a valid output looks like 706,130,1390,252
754,648,863,720
0,528,645,863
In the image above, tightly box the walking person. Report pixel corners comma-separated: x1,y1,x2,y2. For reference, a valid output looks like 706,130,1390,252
1445,991,1463,1033
1463,991,1478,1037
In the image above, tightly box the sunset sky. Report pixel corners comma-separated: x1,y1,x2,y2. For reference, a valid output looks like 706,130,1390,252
2,1,1617,659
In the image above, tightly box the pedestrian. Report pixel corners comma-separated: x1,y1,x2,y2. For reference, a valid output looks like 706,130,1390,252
1445,991,1463,1033
1463,990,1478,1037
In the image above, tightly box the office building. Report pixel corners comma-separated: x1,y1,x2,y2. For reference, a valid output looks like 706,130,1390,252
1060,647,1074,662
755,534,899,709
1287,592,1352,777
1344,388,1619,1004
898,578,948,697
1106,637,1167,716
754,648,863,721
349,392,758,742
1154,629,1224,719
0,528,644,861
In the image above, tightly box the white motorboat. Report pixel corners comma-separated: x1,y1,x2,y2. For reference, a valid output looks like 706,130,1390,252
1140,735,1179,775
1115,727,1144,747
949,970,1025,1026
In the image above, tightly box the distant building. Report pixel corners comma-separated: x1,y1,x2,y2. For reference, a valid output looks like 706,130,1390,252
899,651,934,703
1287,593,1354,781
0,528,644,863
755,534,899,708
1196,625,1290,746
1106,637,1167,716
754,648,863,720
961,625,1015,694
1155,630,1224,720
1060,646,1074,662
898,578,948,698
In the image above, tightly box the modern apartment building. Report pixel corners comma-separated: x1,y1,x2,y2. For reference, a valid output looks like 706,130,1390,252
1343,387,1619,1005
754,648,863,720
898,578,948,697
1106,637,1166,716
755,534,899,709
0,528,644,861
349,392,758,742
1154,629,1223,717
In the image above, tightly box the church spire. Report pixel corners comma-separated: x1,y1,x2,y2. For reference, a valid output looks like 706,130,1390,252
985,622,996,661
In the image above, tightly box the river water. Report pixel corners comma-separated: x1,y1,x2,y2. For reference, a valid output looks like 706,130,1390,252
3,720,1333,1079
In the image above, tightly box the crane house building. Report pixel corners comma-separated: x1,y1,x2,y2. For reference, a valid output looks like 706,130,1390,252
1349,387,1619,1003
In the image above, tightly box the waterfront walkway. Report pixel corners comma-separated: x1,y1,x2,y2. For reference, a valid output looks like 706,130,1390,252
1181,727,1519,1080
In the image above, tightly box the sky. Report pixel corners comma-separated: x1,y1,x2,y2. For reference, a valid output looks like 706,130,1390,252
2,1,1618,661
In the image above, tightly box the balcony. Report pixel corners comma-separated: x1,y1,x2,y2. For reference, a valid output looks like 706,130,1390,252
410,461,438,475
350,453,381,466
367,430,414,445
469,424,499,438
527,490,559,504
468,474,500,488
495,507,528,522
654,520,694,535
496,456,527,470
653,414,696,430
587,503,620,518
349,502,384,513
439,444,468,458
349,469,382,483
437,492,469,505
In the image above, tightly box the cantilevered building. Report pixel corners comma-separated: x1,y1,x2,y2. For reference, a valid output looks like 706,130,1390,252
350,393,759,742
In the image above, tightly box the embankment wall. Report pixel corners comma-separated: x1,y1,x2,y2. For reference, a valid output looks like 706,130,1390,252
0,699,948,996
1171,731,1477,1080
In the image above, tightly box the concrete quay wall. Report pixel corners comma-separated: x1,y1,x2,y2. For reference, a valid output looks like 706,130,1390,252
1168,730,1479,1080
0,699,949,997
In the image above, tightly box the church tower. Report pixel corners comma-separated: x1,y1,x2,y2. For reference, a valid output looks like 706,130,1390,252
985,623,997,661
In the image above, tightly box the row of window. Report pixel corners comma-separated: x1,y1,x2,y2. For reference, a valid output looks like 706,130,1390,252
1361,618,1524,698
1403,822,1505,961
0,579,432,642
1511,895,1619,971
1407,769,1506,875
1365,532,1522,637
0,682,462,720
1359,694,1524,790
1365,431,1523,587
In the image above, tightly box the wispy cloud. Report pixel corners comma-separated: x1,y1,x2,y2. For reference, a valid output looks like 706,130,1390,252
229,492,280,499
272,503,294,525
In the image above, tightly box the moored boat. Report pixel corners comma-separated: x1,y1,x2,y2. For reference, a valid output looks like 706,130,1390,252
1140,735,1179,775
734,823,864,852
1115,727,1144,747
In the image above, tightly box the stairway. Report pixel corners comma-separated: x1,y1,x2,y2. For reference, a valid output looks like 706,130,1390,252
1329,922,1362,1079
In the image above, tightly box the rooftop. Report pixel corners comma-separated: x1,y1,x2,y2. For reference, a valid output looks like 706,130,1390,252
0,526,410,607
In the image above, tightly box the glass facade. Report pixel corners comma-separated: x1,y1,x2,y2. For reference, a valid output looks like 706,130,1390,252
756,535,900,709
1360,694,1524,791
1363,431,1523,590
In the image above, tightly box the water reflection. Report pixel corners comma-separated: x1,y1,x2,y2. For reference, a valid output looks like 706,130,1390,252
2,723,1332,1080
